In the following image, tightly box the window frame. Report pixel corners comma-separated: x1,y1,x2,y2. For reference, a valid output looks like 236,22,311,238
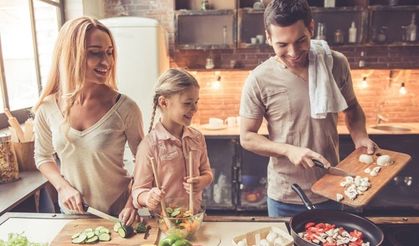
0,0,65,129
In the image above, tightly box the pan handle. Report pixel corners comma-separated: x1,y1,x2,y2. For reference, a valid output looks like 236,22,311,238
291,184,315,210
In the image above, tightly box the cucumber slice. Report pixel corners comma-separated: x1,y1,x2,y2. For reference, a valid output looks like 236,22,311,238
86,231,95,239
98,233,111,241
84,228,94,233
71,233,87,244
71,232,80,239
117,227,127,238
113,222,122,232
85,235,98,244
99,228,110,234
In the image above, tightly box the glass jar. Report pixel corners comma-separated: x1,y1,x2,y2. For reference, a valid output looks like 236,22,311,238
334,29,344,44
0,135,19,183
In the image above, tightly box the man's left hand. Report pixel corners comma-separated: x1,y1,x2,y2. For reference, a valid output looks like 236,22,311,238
354,137,378,154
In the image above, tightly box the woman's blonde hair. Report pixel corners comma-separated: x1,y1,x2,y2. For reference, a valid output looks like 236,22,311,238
149,68,199,133
33,16,117,117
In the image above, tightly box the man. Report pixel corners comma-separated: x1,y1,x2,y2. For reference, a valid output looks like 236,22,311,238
239,0,376,217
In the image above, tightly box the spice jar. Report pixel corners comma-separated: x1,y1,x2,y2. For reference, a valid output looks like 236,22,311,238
334,29,344,44
0,135,19,183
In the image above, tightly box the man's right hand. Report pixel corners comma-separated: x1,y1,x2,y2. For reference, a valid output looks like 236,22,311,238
145,187,165,211
59,184,84,214
286,145,331,169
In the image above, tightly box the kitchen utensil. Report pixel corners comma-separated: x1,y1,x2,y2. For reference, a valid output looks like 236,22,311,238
290,184,384,246
4,108,25,142
313,159,355,177
312,148,411,207
86,206,119,223
148,156,171,229
188,150,194,214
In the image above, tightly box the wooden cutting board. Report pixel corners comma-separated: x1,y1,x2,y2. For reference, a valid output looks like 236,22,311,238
50,218,159,245
311,148,411,208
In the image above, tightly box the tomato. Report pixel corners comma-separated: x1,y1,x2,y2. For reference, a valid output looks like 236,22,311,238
305,222,316,229
323,243,337,246
350,229,364,239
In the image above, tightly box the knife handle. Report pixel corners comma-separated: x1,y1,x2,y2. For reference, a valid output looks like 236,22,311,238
313,159,326,169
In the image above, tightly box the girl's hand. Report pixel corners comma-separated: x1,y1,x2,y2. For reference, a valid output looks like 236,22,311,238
59,184,84,214
183,176,208,194
145,187,165,211
118,207,138,226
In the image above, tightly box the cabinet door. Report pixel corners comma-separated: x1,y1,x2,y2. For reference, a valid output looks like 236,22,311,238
238,147,269,211
204,138,237,210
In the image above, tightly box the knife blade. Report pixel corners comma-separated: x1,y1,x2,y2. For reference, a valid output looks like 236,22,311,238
313,159,355,177
86,206,120,223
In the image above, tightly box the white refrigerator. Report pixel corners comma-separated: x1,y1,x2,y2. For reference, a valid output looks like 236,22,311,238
101,17,169,133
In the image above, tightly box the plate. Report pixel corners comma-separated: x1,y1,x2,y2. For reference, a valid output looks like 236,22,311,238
201,124,227,130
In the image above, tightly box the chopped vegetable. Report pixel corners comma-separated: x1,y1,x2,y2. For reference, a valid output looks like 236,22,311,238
0,232,47,246
70,226,111,244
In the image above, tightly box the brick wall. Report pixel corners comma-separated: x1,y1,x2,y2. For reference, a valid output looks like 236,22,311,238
103,0,419,124
191,69,419,125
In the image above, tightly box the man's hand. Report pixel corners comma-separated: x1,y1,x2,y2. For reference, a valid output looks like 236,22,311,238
354,137,378,154
118,207,138,226
145,187,165,211
59,184,84,214
286,145,331,169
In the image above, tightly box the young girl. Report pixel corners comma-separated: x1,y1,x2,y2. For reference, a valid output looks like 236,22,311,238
132,68,213,213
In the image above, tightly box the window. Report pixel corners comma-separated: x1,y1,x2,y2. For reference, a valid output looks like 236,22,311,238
0,0,64,128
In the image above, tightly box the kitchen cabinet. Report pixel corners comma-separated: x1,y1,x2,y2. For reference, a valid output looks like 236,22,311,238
173,0,419,57
204,133,419,215
175,9,236,49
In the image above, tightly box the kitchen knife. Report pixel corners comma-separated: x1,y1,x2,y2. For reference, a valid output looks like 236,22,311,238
86,206,120,223
313,159,355,177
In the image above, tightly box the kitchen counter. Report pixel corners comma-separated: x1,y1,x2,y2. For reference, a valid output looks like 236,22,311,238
194,122,419,136
1,213,419,245
0,171,48,216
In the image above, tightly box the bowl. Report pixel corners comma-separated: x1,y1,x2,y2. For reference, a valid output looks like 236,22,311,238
155,197,205,239
156,207,205,239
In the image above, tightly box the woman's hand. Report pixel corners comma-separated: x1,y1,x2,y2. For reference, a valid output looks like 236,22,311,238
145,187,165,211
286,146,331,169
118,207,138,226
58,184,84,214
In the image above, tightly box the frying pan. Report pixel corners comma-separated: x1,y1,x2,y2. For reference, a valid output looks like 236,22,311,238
289,184,384,246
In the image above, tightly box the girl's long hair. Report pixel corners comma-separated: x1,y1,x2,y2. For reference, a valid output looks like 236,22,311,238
33,16,118,118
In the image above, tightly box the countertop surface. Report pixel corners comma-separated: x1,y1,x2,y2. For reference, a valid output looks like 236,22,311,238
1,213,419,245
194,122,419,136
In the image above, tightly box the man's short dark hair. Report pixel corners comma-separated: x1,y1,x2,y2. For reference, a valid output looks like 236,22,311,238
264,0,312,33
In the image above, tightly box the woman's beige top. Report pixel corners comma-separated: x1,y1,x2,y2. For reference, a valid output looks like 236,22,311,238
34,94,144,215
132,122,212,212
240,52,356,204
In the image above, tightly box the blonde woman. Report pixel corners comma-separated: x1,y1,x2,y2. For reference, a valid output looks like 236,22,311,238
33,17,144,225
132,68,213,213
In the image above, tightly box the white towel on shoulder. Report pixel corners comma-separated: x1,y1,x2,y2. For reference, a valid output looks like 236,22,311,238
308,40,348,119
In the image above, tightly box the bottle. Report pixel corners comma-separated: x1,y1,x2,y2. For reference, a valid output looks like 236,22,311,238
316,23,326,40
358,51,366,68
324,0,335,8
406,13,417,42
348,22,357,43
334,29,344,44
200,0,209,10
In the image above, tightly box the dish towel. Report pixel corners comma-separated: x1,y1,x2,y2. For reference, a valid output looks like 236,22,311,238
308,39,348,119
